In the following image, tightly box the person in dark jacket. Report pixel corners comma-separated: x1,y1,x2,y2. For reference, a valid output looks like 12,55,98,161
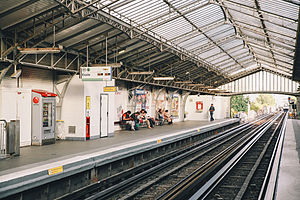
122,111,135,131
209,104,215,121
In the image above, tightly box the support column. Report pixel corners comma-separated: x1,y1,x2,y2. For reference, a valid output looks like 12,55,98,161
179,92,190,122
297,97,300,119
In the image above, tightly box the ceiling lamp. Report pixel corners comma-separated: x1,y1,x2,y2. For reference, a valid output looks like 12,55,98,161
153,76,175,81
128,71,154,75
175,81,192,84
18,47,62,54
90,62,123,68
118,49,126,54
207,88,227,91
187,83,205,86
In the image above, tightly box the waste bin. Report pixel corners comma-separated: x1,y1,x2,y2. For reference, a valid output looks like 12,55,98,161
6,120,20,156
56,120,65,139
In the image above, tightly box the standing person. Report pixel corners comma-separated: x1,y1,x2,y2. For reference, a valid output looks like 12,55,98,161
122,111,135,131
209,104,215,121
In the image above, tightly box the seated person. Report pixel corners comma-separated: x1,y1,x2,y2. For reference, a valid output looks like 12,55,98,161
140,109,154,128
163,110,173,125
156,109,164,125
130,111,140,130
122,111,135,131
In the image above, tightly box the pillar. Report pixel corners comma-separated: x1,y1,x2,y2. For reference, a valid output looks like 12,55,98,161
179,92,190,122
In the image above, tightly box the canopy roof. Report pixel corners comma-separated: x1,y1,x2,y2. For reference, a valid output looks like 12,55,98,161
0,0,299,92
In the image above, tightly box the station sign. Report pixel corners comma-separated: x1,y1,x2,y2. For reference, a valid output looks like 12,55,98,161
135,89,145,95
104,86,117,92
81,67,112,81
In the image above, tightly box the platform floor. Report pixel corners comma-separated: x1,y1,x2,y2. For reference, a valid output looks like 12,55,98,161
0,119,227,174
276,119,300,200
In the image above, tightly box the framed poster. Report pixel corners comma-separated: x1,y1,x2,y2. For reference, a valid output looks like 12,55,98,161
196,101,203,113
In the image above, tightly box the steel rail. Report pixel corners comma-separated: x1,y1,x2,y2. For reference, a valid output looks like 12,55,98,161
156,114,279,200
86,115,271,200
187,113,282,200
258,112,288,200
234,113,286,200
57,119,250,200
75,117,267,200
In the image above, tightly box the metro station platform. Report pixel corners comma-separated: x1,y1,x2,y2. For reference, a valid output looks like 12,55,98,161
276,119,300,200
0,119,239,198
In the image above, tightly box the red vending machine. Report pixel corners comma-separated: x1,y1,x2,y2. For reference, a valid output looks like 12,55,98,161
31,89,57,145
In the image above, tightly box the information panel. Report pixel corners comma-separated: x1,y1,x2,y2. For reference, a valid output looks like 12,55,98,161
81,67,112,81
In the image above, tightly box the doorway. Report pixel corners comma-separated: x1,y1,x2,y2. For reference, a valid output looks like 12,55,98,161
100,94,108,137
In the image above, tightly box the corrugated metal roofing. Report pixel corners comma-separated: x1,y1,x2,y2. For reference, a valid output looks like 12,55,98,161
0,0,298,92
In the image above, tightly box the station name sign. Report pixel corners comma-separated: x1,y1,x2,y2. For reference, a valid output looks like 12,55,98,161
104,86,117,92
81,67,112,81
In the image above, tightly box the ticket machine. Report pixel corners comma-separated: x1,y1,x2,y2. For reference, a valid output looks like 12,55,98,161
31,89,57,145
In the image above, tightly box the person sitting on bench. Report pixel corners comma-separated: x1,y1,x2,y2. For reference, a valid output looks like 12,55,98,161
122,111,135,131
130,111,140,130
163,110,173,125
157,109,164,126
140,109,154,128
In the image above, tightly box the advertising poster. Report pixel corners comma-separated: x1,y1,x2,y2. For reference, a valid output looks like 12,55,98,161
196,101,203,113
171,95,179,118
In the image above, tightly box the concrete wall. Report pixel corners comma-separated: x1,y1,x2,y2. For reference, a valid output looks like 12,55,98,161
0,67,53,147
185,95,230,121
61,76,115,140
61,76,85,140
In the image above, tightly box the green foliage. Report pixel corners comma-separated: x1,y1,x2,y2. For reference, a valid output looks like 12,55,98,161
256,94,275,106
250,102,262,112
250,94,276,113
231,95,249,116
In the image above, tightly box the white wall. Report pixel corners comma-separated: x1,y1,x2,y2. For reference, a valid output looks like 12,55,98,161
0,87,31,147
61,76,85,139
185,95,230,121
62,76,115,139
84,79,115,138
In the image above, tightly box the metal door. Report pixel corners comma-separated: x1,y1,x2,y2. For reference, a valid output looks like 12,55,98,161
100,94,108,137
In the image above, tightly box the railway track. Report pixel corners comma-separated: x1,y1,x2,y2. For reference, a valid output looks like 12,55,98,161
58,114,285,200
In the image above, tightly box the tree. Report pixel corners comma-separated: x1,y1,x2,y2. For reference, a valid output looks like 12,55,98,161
256,94,275,106
250,94,275,113
231,95,249,116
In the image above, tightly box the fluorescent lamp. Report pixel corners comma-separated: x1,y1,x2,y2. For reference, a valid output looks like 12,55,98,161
207,88,227,91
187,83,205,86
175,81,192,84
91,62,122,68
118,50,126,54
11,69,22,78
153,76,175,81
18,47,61,54
128,71,154,75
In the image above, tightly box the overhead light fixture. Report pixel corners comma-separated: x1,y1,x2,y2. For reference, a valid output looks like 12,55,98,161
128,71,154,75
208,88,226,91
18,47,62,54
175,81,192,84
153,76,175,81
187,83,205,86
118,50,126,54
91,62,123,68
11,69,22,78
